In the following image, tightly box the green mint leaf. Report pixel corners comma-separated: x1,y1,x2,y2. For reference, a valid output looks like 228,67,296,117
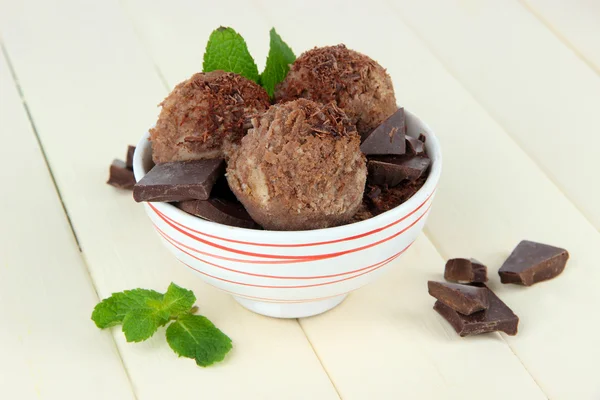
260,28,295,97
166,314,232,367
203,27,259,83
162,283,196,317
122,308,168,342
91,289,163,329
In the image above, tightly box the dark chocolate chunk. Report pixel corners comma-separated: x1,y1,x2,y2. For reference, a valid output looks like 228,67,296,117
107,159,135,190
360,108,406,155
133,159,224,202
366,185,382,201
499,240,569,286
406,136,425,155
444,258,488,283
177,198,257,229
211,175,238,202
434,286,519,336
428,281,489,315
126,145,136,169
367,155,430,187
369,176,427,215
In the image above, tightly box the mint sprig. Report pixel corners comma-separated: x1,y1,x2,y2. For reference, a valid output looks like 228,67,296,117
260,28,296,97
92,283,232,367
202,26,295,98
203,27,260,83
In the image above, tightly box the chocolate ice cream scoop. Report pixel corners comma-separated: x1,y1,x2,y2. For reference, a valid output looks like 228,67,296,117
227,99,367,231
274,45,397,137
150,71,270,164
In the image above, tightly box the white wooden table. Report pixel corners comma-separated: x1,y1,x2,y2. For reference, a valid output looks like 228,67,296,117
1,1,599,399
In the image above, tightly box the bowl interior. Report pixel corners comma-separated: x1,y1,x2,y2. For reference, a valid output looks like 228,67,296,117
133,109,442,240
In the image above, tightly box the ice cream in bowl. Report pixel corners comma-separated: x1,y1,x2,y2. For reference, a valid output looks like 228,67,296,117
132,42,442,318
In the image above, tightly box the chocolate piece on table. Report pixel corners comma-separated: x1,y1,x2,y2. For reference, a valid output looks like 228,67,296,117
498,240,569,286
107,159,135,190
428,281,489,315
177,198,257,229
126,145,136,169
444,258,488,283
406,136,425,155
434,286,519,336
367,155,431,187
133,159,224,202
360,108,406,156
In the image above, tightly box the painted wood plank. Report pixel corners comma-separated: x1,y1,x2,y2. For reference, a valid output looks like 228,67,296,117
0,0,339,398
251,0,600,398
0,50,134,399
521,0,600,73
387,0,600,231
121,0,272,88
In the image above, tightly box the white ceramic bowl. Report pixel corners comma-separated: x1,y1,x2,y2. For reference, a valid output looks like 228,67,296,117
133,110,442,318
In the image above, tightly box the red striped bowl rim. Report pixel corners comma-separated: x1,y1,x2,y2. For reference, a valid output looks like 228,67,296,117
149,189,435,248
151,201,432,261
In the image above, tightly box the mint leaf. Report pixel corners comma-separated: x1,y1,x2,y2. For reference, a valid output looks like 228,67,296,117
162,283,196,317
91,289,163,328
260,28,295,97
92,284,232,367
122,308,168,342
203,27,259,83
166,313,232,367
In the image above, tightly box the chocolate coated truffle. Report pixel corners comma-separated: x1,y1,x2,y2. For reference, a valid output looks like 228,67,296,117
275,45,396,137
227,99,367,230
150,71,270,163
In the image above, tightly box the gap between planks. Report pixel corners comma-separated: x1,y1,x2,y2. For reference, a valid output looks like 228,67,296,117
516,0,600,77
0,39,140,400
117,0,170,90
1,41,82,251
383,0,600,236
296,320,343,400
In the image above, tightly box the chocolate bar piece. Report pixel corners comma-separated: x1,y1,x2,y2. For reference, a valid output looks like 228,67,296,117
177,198,257,229
126,145,136,169
444,258,488,283
133,159,224,202
360,108,406,156
499,240,569,286
428,281,489,315
406,136,425,155
107,159,135,190
367,155,430,187
434,286,519,336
